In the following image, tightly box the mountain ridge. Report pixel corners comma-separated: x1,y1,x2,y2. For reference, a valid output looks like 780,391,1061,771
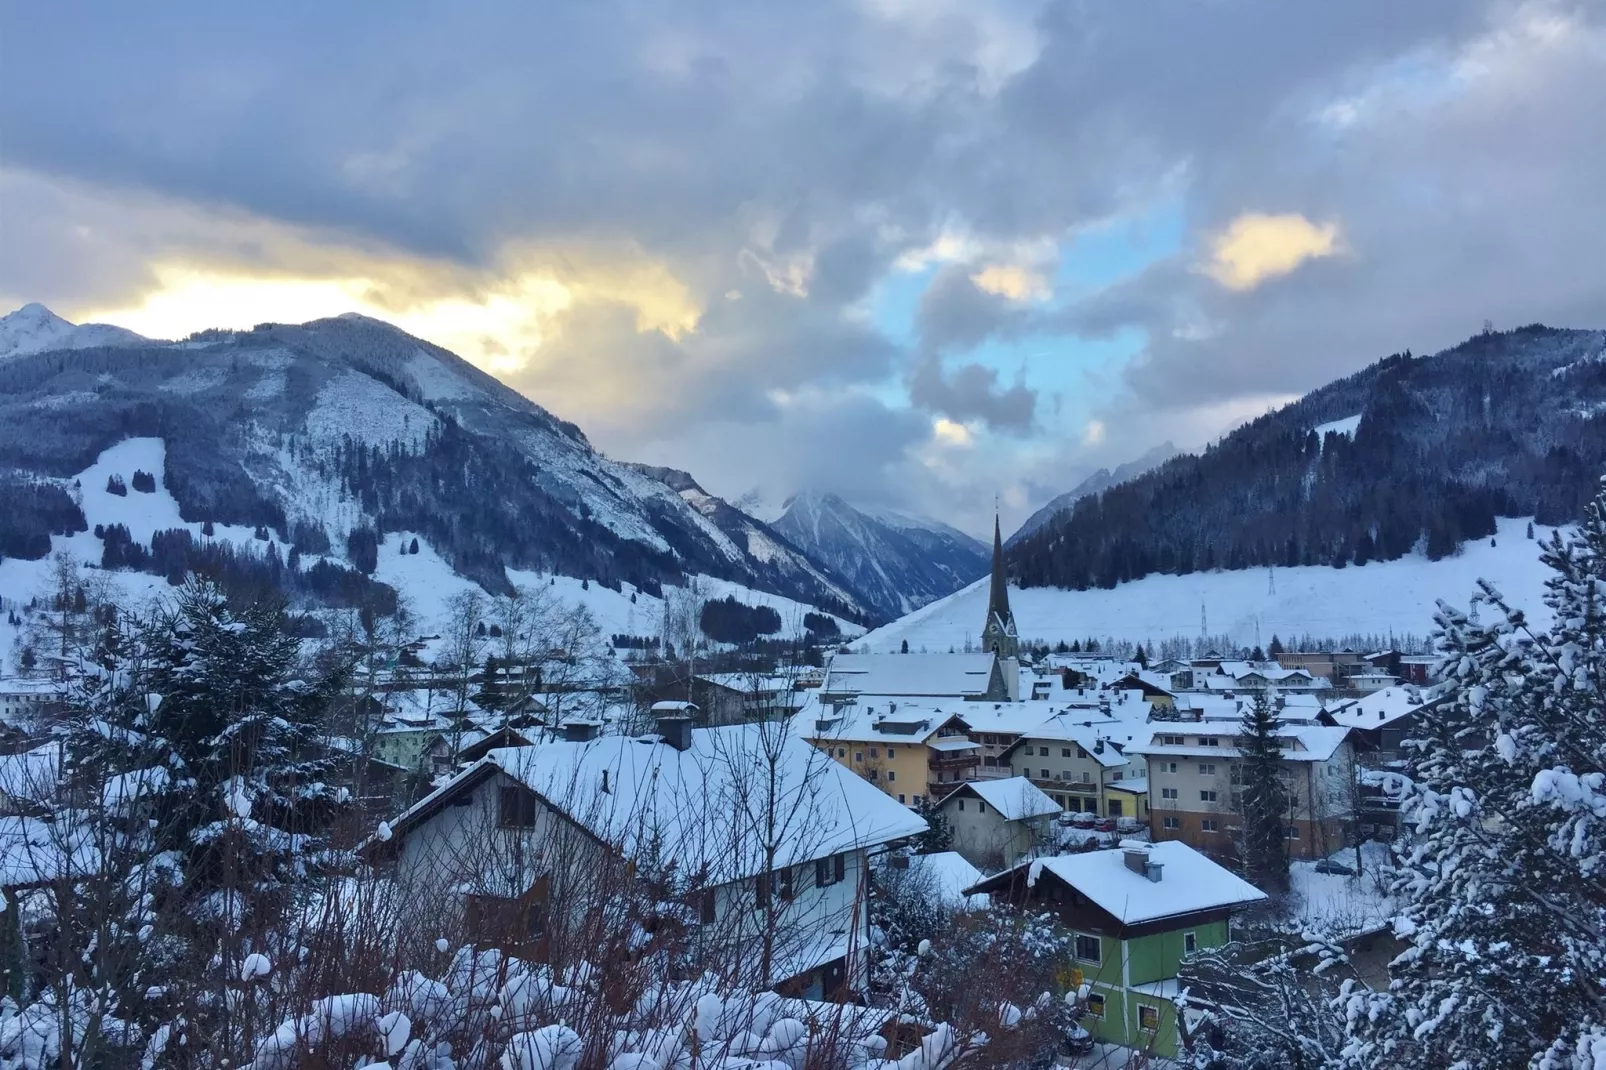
770,490,990,620
0,306,870,623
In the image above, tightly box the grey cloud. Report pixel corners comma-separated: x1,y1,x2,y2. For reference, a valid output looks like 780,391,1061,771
3,0,1599,531
908,355,1036,433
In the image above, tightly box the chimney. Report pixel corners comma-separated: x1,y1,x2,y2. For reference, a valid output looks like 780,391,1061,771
1122,846,1149,875
657,715,694,752
564,720,601,743
1145,861,1164,883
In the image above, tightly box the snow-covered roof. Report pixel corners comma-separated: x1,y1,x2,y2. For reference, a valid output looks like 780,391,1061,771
794,695,959,745
942,777,1060,822
821,652,998,699
388,723,927,886
1004,716,1135,768
902,851,987,911
927,738,980,753
977,841,1267,925
0,816,99,887
1323,685,1442,729
1131,724,1350,762
696,672,801,695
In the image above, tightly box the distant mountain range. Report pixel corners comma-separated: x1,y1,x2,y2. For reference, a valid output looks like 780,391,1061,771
0,306,868,622
1009,441,1183,545
770,491,990,621
1009,325,1606,592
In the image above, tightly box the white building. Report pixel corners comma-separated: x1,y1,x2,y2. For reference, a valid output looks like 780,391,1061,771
370,716,926,999
934,776,1060,870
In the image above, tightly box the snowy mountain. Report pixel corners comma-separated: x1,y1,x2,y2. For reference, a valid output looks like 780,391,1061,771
1010,324,1606,592
0,307,869,624
1010,441,1182,544
770,491,990,620
0,302,148,360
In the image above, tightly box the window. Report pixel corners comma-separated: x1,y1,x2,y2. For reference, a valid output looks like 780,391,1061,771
498,785,538,828
855,751,863,763
867,769,878,781
1138,1005,1160,1032
1198,737,1219,747
1289,793,1300,809
958,799,966,811
871,747,881,759
777,865,796,902
886,747,896,758
701,890,718,924
1039,746,1050,756
1086,993,1106,1019
979,801,988,814
755,872,771,910
887,770,896,782
1200,790,1218,803
1198,763,1217,775
1229,766,1241,786
836,747,846,758
1160,787,1178,801
1285,825,1301,839
1161,734,1184,746
1042,769,1051,780
913,795,924,805
1062,747,1073,758
1074,934,1102,964
816,855,841,887
1162,761,1178,774
1184,931,1198,954
1201,819,1219,833
898,793,907,804
1163,817,1180,830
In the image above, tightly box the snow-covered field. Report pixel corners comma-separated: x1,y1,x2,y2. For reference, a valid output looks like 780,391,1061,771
0,437,858,674
858,516,1557,652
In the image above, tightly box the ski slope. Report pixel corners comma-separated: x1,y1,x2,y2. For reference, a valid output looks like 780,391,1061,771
857,516,1558,652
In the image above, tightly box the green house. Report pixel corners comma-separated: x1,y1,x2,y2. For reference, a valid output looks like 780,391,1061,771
965,841,1267,1059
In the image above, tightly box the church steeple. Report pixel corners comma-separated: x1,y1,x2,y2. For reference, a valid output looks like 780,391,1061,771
983,511,1018,660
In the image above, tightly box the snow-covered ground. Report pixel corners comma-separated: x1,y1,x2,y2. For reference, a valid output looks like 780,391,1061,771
858,516,1557,651
0,437,858,674
1288,842,1395,937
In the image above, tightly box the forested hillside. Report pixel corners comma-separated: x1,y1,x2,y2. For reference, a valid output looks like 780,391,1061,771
1011,325,1606,590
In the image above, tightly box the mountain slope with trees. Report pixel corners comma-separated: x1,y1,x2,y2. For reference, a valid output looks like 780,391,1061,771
0,309,868,622
1010,325,1606,592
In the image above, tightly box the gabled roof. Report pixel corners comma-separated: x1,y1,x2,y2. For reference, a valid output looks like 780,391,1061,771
821,653,998,699
941,777,1060,821
1132,724,1351,762
967,840,1267,925
1323,685,1445,729
384,723,927,886
1001,717,1134,768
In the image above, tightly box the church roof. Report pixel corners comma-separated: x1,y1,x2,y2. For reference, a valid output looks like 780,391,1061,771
988,513,1014,630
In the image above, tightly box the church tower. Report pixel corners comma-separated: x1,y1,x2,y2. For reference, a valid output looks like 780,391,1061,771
982,513,1021,693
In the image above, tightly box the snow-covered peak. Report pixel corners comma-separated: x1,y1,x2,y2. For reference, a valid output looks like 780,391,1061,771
0,302,149,360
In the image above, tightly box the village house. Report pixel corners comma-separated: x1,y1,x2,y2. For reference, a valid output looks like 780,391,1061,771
368,716,926,1000
797,696,981,806
817,652,1010,705
932,776,1060,870
1132,712,1355,860
693,672,810,724
1274,649,1367,684
965,841,1267,1060
1199,662,1329,694
960,688,1151,778
997,716,1149,820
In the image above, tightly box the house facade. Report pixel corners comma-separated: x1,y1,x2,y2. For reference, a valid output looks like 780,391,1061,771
1134,722,1355,860
998,718,1148,820
966,841,1266,1059
800,699,983,806
370,718,926,999
934,776,1059,870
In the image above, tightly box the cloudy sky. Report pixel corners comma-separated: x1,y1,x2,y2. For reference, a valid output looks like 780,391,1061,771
3,1,1603,536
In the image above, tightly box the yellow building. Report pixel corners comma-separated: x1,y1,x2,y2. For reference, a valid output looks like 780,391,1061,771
798,697,981,807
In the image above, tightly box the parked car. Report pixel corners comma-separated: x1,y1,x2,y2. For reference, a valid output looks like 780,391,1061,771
1313,858,1356,875
1093,818,1118,833
1063,1021,1095,1056
1071,814,1097,830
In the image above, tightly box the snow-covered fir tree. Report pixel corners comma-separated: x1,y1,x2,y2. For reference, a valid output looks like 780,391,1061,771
1237,690,1291,893
1341,481,1606,1067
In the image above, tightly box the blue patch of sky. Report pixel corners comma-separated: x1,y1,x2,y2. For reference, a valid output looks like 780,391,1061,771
862,195,1185,422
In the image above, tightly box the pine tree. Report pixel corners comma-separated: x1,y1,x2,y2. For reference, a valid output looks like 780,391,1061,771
475,653,508,712
1342,480,1606,1065
1236,691,1290,892
1267,634,1284,657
